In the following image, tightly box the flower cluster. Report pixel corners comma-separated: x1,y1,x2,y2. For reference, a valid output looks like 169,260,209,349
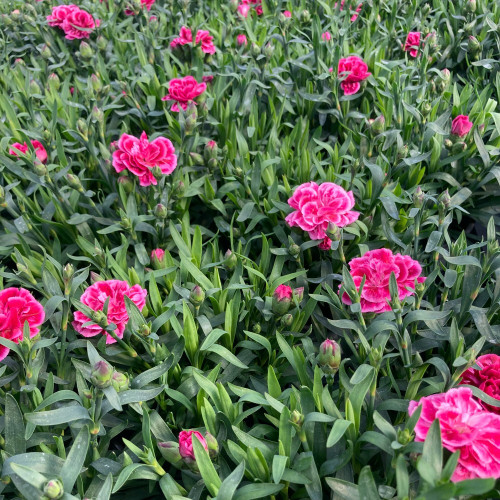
170,26,216,54
410,387,500,481
286,182,359,241
72,280,147,343
112,131,177,186
47,5,99,40
237,0,262,18
341,249,425,313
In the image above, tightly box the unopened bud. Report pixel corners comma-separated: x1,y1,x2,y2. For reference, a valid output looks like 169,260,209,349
139,323,151,336
90,360,114,389
413,186,425,208
369,115,385,134
421,102,432,116
438,189,451,211
204,140,218,162
318,339,341,375
77,119,88,139
451,141,467,154
223,249,237,270
41,44,51,59
63,263,74,283
300,9,311,22
66,174,83,191
34,162,47,176
111,371,129,392
43,479,64,499
190,152,204,164
30,79,41,94
290,410,304,427
465,0,476,13
97,35,108,51
272,285,292,315
91,74,102,92
48,73,60,91
293,287,304,303
250,43,261,57
397,144,409,160
204,432,219,458
79,41,93,59
91,106,104,122
281,313,293,327
117,175,134,193
263,43,274,58
154,203,168,219
289,243,300,257
467,36,481,54
326,222,341,241
189,285,205,306
185,113,197,134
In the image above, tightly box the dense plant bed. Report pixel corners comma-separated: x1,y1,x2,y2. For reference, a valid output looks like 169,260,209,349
0,0,500,498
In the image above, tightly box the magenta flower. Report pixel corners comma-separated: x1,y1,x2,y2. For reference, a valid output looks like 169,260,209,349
321,31,332,41
125,0,156,15
162,76,207,112
170,27,216,54
451,115,473,137
237,34,248,46
340,249,425,313
286,182,359,241
409,387,500,482
404,32,421,57
178,430,208,461
461,354,500,414
283,10,292,17
0,288,45,361
9,140,48,164
338,56,371,95
47,4,77,27
61,8,99,40
112,131,177,187
72,280,147,343
274,285,293,302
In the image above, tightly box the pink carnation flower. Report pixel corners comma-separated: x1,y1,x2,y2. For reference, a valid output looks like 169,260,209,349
285,182,360,241
237,3,251,17
283,10,292,17
61,8,99,40
0,288,45,361
274,284,293,302
409,387,500,482
322,31,332,41
161,76,207,112
9,140,48,164
451,115,473,137
461,354,500,414
178,430,208,460
112,131,177,187
404,32,421,57
47,4,77,27
72,280,147,343
334,1,362,21
340,249,425,313
237,34,248,46
338,55,371,95
195,30,216,54
170,26,193,49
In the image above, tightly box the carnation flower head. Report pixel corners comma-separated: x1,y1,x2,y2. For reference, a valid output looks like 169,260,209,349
338,56,371,95
9,140,48,164
72,280,147,343
340,248,425,313
285,182,359,241
161,76,207,112
404,32,421,57
0,288,45,361
112,131,177,187
409,387,500,482
178,430,208,461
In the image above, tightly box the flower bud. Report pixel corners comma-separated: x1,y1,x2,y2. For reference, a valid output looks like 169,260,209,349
293,287,304,303
91,73,102,92
280,313,293,327
300,9,311,22
158,441,182,463
185,113,197,134
318,339,341,375
90,271,104,283
66,174,83,191
252,323,261,334
154,203,168,219
397,144,409,160
139,323,151,336
90,361,114,389
290,410,304,428
204,140,218,162
250,43,261,57
91,106,104,122
465,0,476,13
34,161,47,176
79,41,93,59
41,44,51,59
48,73,60,91
117,175,134,193
90,310,108,328
397,428,414,445
229,0,239,11
369,115,385,135
421,101,432,117
438,189,451,211
263,43,274,58
97,35,108,51
204,432,219,458
63,263,74,283
223,249,237,270
369,346,384,368
272,285,292,315
190,152,204,164
326,222,341,241
189,285,205,306
413,186,425,208
174,180,185,197
30,79,41,95
111,371,129,392
151,248,166,269
467,36,481,54
451,141,467,154
444,138,453,149
422,3,431,16
43,479,64,499
288,243,300,258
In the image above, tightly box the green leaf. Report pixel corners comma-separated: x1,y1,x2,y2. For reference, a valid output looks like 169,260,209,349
60,425,90,492
25,405,91,426
217,461,245,500
325,478,360,500
95,473,113,500
417,419,442,485
272,455,288,484
192,433,221,496
233,483,284,500
5,394,26,456
326,419,352,447
358,466,381,500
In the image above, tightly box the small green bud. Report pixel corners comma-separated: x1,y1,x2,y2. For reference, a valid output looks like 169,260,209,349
204,432,219,458
33,161,47,176
139,323,151,336
154,203,168,219
63,263,74,282
465,0,476,13
451,141,467,155
289,243,300,258
318,339,341,375
91,73,102,92
397,428,414,445
41,44,51,59
190,152,204,164
290,410,304,428
368,115,385,134
397,144,409,160
30,79,41,94
300,9,311,22
91,106,104,122
77,119,88,139
189,285,205,306
79,41,93,58
280,313,293,327
90,310,108,328
413,186,425,208
97,35,108,51
48,73,60,91
185,113,197,134
90,361,114,389
250,43,261,57
43,479,64,499
326,222,341,241
111,371,129,392
223,249,237,270
467,36,481,54
263,43,274,58
421,102,432,117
